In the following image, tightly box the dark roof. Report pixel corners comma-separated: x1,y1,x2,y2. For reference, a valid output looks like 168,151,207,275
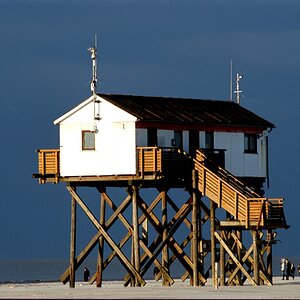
99,93,274,129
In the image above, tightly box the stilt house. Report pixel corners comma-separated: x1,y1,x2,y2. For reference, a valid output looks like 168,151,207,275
33,47,288,288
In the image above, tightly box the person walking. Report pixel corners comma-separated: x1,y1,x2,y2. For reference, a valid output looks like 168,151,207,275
281,258,286,280
286,258,291,280
83,267,90,282
290,263,295,279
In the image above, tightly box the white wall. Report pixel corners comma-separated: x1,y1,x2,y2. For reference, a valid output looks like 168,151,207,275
214,132,267,177
58,96,137,176
136,128,267,178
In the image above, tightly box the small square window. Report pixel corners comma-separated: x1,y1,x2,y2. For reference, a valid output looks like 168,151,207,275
82,131,95,150
244,134,257,153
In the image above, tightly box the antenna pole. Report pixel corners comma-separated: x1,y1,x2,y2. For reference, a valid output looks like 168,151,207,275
88,35,98,96
234,73,243,104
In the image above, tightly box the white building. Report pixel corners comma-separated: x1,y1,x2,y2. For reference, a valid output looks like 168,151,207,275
53,93,274,192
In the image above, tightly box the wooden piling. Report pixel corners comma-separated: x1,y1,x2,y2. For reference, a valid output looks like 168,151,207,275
96,187,106,287
162,188,170,286
192,170,199,286
69,185,76,288
219,231,225,286
132,185,141,287
210,200,217,288
266,230,273,284
252,230,259,285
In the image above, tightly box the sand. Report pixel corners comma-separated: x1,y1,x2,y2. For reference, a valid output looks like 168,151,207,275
0,277,299,299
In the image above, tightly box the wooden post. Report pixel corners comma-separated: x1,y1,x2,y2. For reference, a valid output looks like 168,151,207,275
210,200,217,288
96,187,106,287
252,230,259,285
219,230,225,286
236,230,242,285
69,185,77,288
132,185,141,287
266,230,273,284
192,170,199,286
162,188,170,286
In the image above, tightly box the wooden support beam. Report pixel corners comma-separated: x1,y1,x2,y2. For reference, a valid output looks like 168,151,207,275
101,191,174,287
210,200,217,289
61,191,132,284
132,185,141,287
227,244,253,285
192,169,199,286
219,231,225,286
66,186,146,286
266,230,273,284
96,187,106,287
69,185,76,288
161,188,170,286
214,231,257,286
252,230,259,285
137,197,194,275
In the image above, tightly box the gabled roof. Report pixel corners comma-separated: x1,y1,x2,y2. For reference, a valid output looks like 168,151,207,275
99,94,275,129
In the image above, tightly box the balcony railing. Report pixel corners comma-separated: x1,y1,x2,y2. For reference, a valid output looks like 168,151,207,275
34,147,188,183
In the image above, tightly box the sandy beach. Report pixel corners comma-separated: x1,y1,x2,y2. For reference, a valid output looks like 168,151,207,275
0,277,299,299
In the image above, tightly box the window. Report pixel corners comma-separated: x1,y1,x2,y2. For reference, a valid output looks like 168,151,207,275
244,134,257,153
147,128,157,146
173,130,183,148
189,130,199,156
82,131,95,150
205,132,214,149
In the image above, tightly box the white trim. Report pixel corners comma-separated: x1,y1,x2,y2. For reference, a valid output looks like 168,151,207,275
53,95,95,125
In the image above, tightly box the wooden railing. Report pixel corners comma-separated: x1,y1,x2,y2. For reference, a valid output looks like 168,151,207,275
35,147,179,183
194,149,286,228
37,149,60,183
137,147,163,178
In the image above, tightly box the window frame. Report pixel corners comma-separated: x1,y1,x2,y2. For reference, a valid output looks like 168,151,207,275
82,130,95,151
244,133,257,154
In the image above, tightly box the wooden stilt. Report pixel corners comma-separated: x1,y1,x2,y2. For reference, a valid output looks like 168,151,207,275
66,186,146,286
219,230,225,286
96,187,106,287
192,170,199,286
132,185,141,287
161,187,170,286
210,200,217,288
69,185,76,288
236,230,242,285
252,230,259,285
266,230,273,284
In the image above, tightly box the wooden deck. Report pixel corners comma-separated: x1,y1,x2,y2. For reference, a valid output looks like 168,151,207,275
33,147,187,184
33,147,287,229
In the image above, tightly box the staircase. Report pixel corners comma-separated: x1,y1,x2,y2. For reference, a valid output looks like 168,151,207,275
193,149,287,229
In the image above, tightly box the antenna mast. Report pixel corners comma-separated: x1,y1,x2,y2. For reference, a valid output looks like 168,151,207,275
234,73,243,104
88,35,101,121
88,35,98,96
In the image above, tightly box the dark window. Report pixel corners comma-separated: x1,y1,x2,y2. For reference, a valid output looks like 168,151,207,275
147,128,157,146
82,131,95,150
205,132,214,149
244,134,257,153
189,130,199,156
173,130,183,148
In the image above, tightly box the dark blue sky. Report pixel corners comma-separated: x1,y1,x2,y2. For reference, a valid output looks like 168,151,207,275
0,0,299,260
